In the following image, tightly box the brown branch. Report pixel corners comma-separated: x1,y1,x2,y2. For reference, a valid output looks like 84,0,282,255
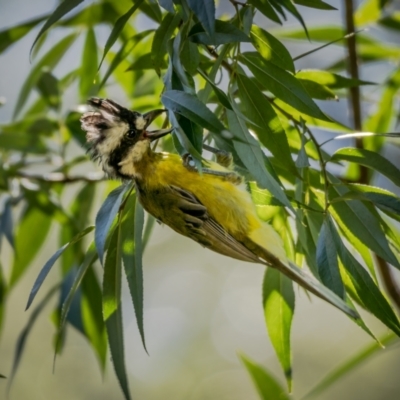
344,0,368,183
205,46,234,75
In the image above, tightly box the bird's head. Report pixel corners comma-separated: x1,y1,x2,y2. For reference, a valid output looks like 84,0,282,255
80,97,171,179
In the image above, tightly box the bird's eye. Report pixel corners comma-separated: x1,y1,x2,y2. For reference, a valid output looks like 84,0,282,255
126,129,136,138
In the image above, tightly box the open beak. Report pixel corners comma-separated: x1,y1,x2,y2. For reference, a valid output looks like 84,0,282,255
142,109,173,141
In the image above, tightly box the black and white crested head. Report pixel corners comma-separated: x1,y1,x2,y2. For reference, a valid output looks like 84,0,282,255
80,98,169,179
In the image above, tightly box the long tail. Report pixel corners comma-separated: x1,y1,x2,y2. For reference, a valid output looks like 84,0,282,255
244,238,359,319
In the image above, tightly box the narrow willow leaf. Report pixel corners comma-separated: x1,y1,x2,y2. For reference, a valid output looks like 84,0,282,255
295,70,374,89
302,332,397,399
297,78,337,100
151,13,181,74
248,0,281,23
14,33,77,118
0,15,48,54
226,109,291,209
189,20,250,45
139,0,162,23
80,28,98,100
0,197,14,247
26,226,94,311
181,41,200,76
197,68,232,109
316,219,344,298
239,52,329,121
99,0,144,69
270,0,308,37
240,354,290,400
250,25,294,72
187,0,215,39
7,285,59,395
329,184,400,269
330,147,400,188
121,193,147,351
294,0,336,9
30,0,84,55
327,219,400,336
142,214,155,251
103,226,132,400
10,206,53,287
37,71,60,109
95,184,128,265
162,90,226,133
263,268,295,390
354,0,389,26
236,73,296,175
379,12,400,32
81,263,108,371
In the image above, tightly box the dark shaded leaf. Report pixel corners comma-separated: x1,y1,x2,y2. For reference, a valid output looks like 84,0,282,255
95,184,129,265
99,0,144,68
270,0,308,36
151,13,181,74
26,226,94,311
0,197,14,247
248,0,281,23
226,109,292,209
37,70,60,109
189,20,250,45
330,147,400,187
298,78,337,100
0,15,48,54
187,0,215,38
316,218,344,298
121,193,146,350
198,68,232,109
240,52,329,121
263,268,295,390
250,25,294,72
162,90,225,133
158,0,174,13
139,0,162,23
294,0,336,10
240,354,290,400
181,41,200,76
103,226,132,400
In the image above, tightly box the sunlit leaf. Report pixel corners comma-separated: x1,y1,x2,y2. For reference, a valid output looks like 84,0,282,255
240,354,290,400
263,268,295,390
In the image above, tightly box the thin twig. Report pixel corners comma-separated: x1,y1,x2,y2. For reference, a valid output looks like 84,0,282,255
206,46,234,75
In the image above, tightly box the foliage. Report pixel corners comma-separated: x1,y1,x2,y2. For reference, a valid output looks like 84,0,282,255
1,0,400,398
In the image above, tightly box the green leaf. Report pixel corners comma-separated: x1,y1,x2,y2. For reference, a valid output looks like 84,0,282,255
355,0,390,26
187,0,215,39
181,41,200,76
99,0,144,69
294,0,336,10
263,268,295,390
121,193,147,351
7,285,59,395
103,225,132,400
36,70,60,109
189,20,250,45
151,12,181,74
240,354,290,400
0,15,48,54
270,0,308,37
327,216,400,336
30,0,84,55
10,206,53,287
162,89,226,133
236,74,296,175
25,226,94,311
158,0,174,13
302,333,397,399
80,28,98,100
316,218,344,298
95,184,129,265
13,33,77,119
139,0,162,23
379,12,400,32
239,52,329,121
295,70,374,89
329,182,400,269
197,68,232,109
330,147,400,187
226,108,292,209
248,0,281,24
297,78,337,100
0,197,14,248
250,25,294,72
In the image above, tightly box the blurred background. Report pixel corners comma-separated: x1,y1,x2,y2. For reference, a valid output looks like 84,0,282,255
1,0,400,399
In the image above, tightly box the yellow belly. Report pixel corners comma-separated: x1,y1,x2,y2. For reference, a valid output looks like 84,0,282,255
140,152,286,261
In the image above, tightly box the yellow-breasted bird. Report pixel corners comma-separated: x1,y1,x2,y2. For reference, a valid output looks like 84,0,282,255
80,97,356,318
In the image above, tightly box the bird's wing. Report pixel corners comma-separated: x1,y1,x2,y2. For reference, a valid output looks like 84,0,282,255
138,184,260,263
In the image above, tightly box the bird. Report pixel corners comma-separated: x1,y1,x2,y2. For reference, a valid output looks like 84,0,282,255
80,97,357,318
